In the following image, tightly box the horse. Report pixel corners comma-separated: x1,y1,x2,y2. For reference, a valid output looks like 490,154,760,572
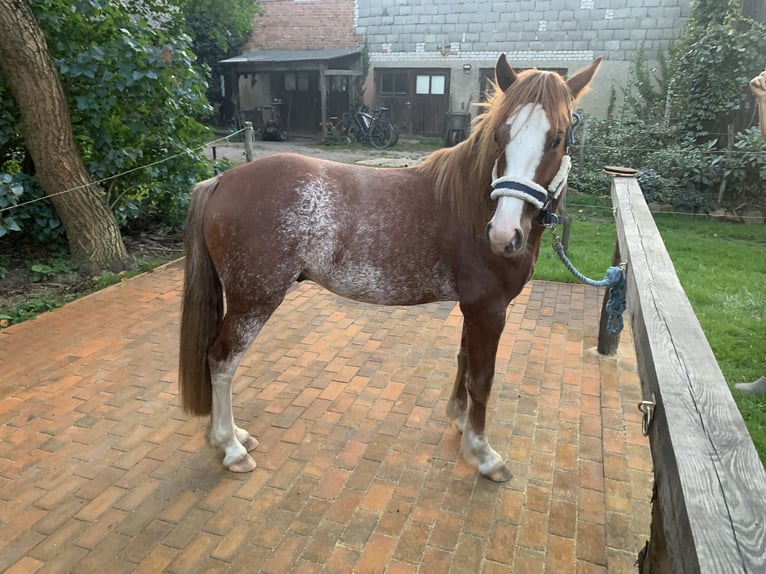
179,54,601,481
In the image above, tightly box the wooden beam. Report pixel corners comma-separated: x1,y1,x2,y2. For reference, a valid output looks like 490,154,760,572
612,177,766,572
324,69,362,76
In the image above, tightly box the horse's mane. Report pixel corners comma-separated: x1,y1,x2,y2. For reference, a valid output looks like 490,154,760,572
417,69,575,237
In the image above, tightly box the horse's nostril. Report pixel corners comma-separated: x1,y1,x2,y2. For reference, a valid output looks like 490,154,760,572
511,229,523,250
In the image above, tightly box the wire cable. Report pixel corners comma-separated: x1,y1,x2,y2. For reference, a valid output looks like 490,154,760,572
0,128,245,215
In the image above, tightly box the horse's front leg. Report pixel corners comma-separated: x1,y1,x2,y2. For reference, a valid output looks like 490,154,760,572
457,303,512,482
446,324,469,432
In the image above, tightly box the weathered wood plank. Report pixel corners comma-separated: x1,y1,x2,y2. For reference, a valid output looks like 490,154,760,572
611,177,766,573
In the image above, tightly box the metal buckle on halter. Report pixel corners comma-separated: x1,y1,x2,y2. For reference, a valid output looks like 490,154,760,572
537,201,564,227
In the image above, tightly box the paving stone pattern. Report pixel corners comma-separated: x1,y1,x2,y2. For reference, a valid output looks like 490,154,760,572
0,260,653,572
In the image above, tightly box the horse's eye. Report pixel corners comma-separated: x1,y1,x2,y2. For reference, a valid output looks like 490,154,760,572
550,136,562,149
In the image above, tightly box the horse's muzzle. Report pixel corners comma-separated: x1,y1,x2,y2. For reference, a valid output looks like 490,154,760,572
487,223,524,256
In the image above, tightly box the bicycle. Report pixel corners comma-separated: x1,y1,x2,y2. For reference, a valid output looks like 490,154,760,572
336,103,398,149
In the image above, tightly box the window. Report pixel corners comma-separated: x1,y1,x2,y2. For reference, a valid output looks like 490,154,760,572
378,71,408,95
284,73,310,92
415,74,446,95
330,76,348,93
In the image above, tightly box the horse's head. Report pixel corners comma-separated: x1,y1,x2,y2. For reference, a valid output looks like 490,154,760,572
485,55,601,257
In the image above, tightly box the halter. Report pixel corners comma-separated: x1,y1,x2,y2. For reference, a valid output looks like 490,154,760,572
490,112,580,226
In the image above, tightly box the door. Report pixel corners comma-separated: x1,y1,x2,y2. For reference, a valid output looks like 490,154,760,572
327,75,352,122
274,71,320,133
411,71,449,136
376,69,410,134
376,68,450,137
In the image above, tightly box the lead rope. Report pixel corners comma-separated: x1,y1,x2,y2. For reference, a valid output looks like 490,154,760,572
550,114,625,335
548,225,626,335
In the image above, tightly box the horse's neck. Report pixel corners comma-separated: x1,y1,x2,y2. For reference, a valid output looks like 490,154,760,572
447,138,493,188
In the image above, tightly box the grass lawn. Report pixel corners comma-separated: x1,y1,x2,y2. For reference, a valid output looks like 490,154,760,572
533,201,766,465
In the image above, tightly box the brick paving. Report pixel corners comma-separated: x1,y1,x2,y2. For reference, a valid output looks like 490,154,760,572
0,259,653,573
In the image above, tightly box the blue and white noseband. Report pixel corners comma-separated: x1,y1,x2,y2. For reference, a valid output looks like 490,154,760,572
490,112,580,225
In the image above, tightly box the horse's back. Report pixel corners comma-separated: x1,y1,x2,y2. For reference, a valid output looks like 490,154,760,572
200,153,465,305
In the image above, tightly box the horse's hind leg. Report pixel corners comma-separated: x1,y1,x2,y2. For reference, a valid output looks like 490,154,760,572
458,303,513,482
207,310,269,472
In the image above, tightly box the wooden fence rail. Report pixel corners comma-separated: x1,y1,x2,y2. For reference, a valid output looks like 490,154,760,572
600,176,766,573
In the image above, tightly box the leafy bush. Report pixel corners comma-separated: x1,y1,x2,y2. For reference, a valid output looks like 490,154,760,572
646,139,723,190
0,172,64,243
0,0,215,242
0,296,74,324
0,172,23,239
636,169,670,204
571,112,763,212
723,127,766,199
28,258,74,282
568,168,610,197
569,1,766,212
670,0,766,136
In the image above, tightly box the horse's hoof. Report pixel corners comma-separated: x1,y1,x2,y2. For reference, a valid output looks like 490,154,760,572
482,462,512,482
239,434,259,452
226,454,257,473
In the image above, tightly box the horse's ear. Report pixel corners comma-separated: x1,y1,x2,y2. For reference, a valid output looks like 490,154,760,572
567,57,603,100
495,53,517,92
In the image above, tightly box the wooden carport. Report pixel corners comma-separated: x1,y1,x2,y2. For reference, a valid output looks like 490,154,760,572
219,48,363,136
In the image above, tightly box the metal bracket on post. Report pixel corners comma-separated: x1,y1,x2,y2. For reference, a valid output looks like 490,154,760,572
638,393,656,436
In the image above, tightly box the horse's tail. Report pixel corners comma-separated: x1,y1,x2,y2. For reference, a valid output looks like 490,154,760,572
178,176,222,416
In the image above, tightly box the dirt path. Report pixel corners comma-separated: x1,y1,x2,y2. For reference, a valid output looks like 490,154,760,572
203,136,432,168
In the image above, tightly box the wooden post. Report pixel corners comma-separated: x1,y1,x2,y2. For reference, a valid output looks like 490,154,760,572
244,121,254,163
558,185,571,253
596,237,621,355
716,124,734,204
577,115,587,178
320,63,328,140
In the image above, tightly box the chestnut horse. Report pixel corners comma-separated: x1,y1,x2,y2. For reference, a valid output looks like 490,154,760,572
179,55,601,481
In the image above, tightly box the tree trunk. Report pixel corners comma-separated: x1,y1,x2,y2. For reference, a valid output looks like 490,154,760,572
0,0,132,274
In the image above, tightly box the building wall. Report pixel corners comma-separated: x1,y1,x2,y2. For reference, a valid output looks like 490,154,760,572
240,0,692,128
245,0,360,51
356,0,691,118
356,0,688,61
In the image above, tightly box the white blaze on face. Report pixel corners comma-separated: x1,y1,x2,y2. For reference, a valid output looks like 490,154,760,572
487,103,551,255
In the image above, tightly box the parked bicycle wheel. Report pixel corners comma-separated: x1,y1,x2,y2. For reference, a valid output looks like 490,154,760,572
389,122,400,146
370,120,395,149
346,123,361,144
334,118,354,144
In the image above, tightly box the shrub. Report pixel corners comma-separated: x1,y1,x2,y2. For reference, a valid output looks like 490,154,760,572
723,127,766,200
636,169,671,204
0,172,64,243
569,114,765,213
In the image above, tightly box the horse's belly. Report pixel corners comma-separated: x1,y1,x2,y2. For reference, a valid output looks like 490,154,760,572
306,262,459,306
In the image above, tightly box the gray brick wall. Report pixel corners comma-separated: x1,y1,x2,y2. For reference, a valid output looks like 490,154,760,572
356,0,690,61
